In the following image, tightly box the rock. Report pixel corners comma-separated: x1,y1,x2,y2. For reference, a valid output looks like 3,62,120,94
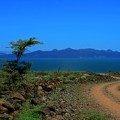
2,102,15,113
47,106,56,112
65,112,71,117
60,100,65,105
46,116,52,120
34,107,50,115
31,99,41,105
26,92,34,98
0,91,10,95
18,90,26,98
52,115,64,120
43,85,53,92
11,111,18,117
0,113,11,120
0,104,8,113
12,92,25,102
34,105,56,115
38,86,43,91
11,100,22,110
0,101,14,113
41,96,47,101
48,84,54,89
0,95,7,98
38,91,45,96
37,85,44,96
0,91,10,98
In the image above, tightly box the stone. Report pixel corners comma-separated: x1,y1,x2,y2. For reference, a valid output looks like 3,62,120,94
47,106,56,112
0,105,8,113
48,84,53,89
34,107,50,115
41,96,47,101
31,99,41,105
2,102,15,113
65,113,71,117
26,92,34,98
52,115,64,120
18,90,26,97
37,90,45,96
0,113,10,120
0,101,14,113
12,92,25,102
0,95,7,98
0,91,10,95
38,86,43,91
11,111,18,117
11,100,22,110
43,85,53,92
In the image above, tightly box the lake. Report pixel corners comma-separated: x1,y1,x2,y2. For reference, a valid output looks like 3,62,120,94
0,58,120,73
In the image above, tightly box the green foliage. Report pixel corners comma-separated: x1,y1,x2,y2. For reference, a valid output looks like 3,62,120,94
9,37,43,61
108,72,120,77
18,100,44,120
84,109,109,120
1,37,43,85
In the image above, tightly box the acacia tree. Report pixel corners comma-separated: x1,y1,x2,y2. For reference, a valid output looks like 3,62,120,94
2,37,43,84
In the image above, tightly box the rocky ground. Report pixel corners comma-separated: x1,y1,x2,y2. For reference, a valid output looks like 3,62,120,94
0,71,117,120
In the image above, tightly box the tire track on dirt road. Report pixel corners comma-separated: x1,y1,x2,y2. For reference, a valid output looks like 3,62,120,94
91,81,120,119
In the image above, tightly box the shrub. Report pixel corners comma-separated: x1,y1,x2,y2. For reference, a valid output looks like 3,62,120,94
1,37,43,84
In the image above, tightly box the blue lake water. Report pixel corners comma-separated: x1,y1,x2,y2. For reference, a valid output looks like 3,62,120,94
0,58,120,73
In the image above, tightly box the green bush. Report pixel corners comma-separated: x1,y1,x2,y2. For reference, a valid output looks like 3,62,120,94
18,100,44,120
84,110,109,120
1,37,43,85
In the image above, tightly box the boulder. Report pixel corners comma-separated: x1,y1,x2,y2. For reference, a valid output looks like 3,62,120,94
38,86,43,91
12,92,25,102
0,101,14,113
43,84,54,92
30,99,41,105
2,102,15,113
10,100,22,110
0,101,8,113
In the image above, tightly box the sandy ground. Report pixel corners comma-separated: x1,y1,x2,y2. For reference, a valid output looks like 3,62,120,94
91,81,120,119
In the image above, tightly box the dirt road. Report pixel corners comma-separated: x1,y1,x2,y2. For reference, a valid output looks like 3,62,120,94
91,81,120,119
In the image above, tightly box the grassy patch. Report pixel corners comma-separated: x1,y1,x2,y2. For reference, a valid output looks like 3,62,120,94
51,93,59,101
17,100,44,120
75,85,89,103
79,96,89,103
75,85,81,93
84,109,109,120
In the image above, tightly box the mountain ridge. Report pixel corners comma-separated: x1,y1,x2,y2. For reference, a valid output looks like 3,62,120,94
1,48,120,58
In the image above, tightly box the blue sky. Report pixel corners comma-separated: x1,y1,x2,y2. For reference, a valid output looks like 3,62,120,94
1,0,120,52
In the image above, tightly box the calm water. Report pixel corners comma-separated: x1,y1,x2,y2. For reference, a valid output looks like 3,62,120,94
1,58,120,73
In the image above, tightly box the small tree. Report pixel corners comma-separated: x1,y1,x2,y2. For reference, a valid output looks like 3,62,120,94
2,37,43,84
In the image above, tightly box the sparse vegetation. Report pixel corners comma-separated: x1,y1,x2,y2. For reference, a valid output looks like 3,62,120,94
0,70,118,119
84,109,109,120
17,100,44,120
108,72,120,77
0,37,43,85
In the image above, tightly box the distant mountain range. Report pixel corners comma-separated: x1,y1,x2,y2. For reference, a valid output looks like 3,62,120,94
1,48,120,58
0,52,6,56
0,51,6,54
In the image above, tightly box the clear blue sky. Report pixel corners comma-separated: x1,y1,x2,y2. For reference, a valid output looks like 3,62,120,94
1,0,120,52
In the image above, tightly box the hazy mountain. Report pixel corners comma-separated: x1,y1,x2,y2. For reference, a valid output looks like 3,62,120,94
24,48,120,58
0,52,6,55
1,48,120,58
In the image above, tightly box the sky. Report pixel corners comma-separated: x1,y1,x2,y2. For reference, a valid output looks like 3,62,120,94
0,0,120,52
